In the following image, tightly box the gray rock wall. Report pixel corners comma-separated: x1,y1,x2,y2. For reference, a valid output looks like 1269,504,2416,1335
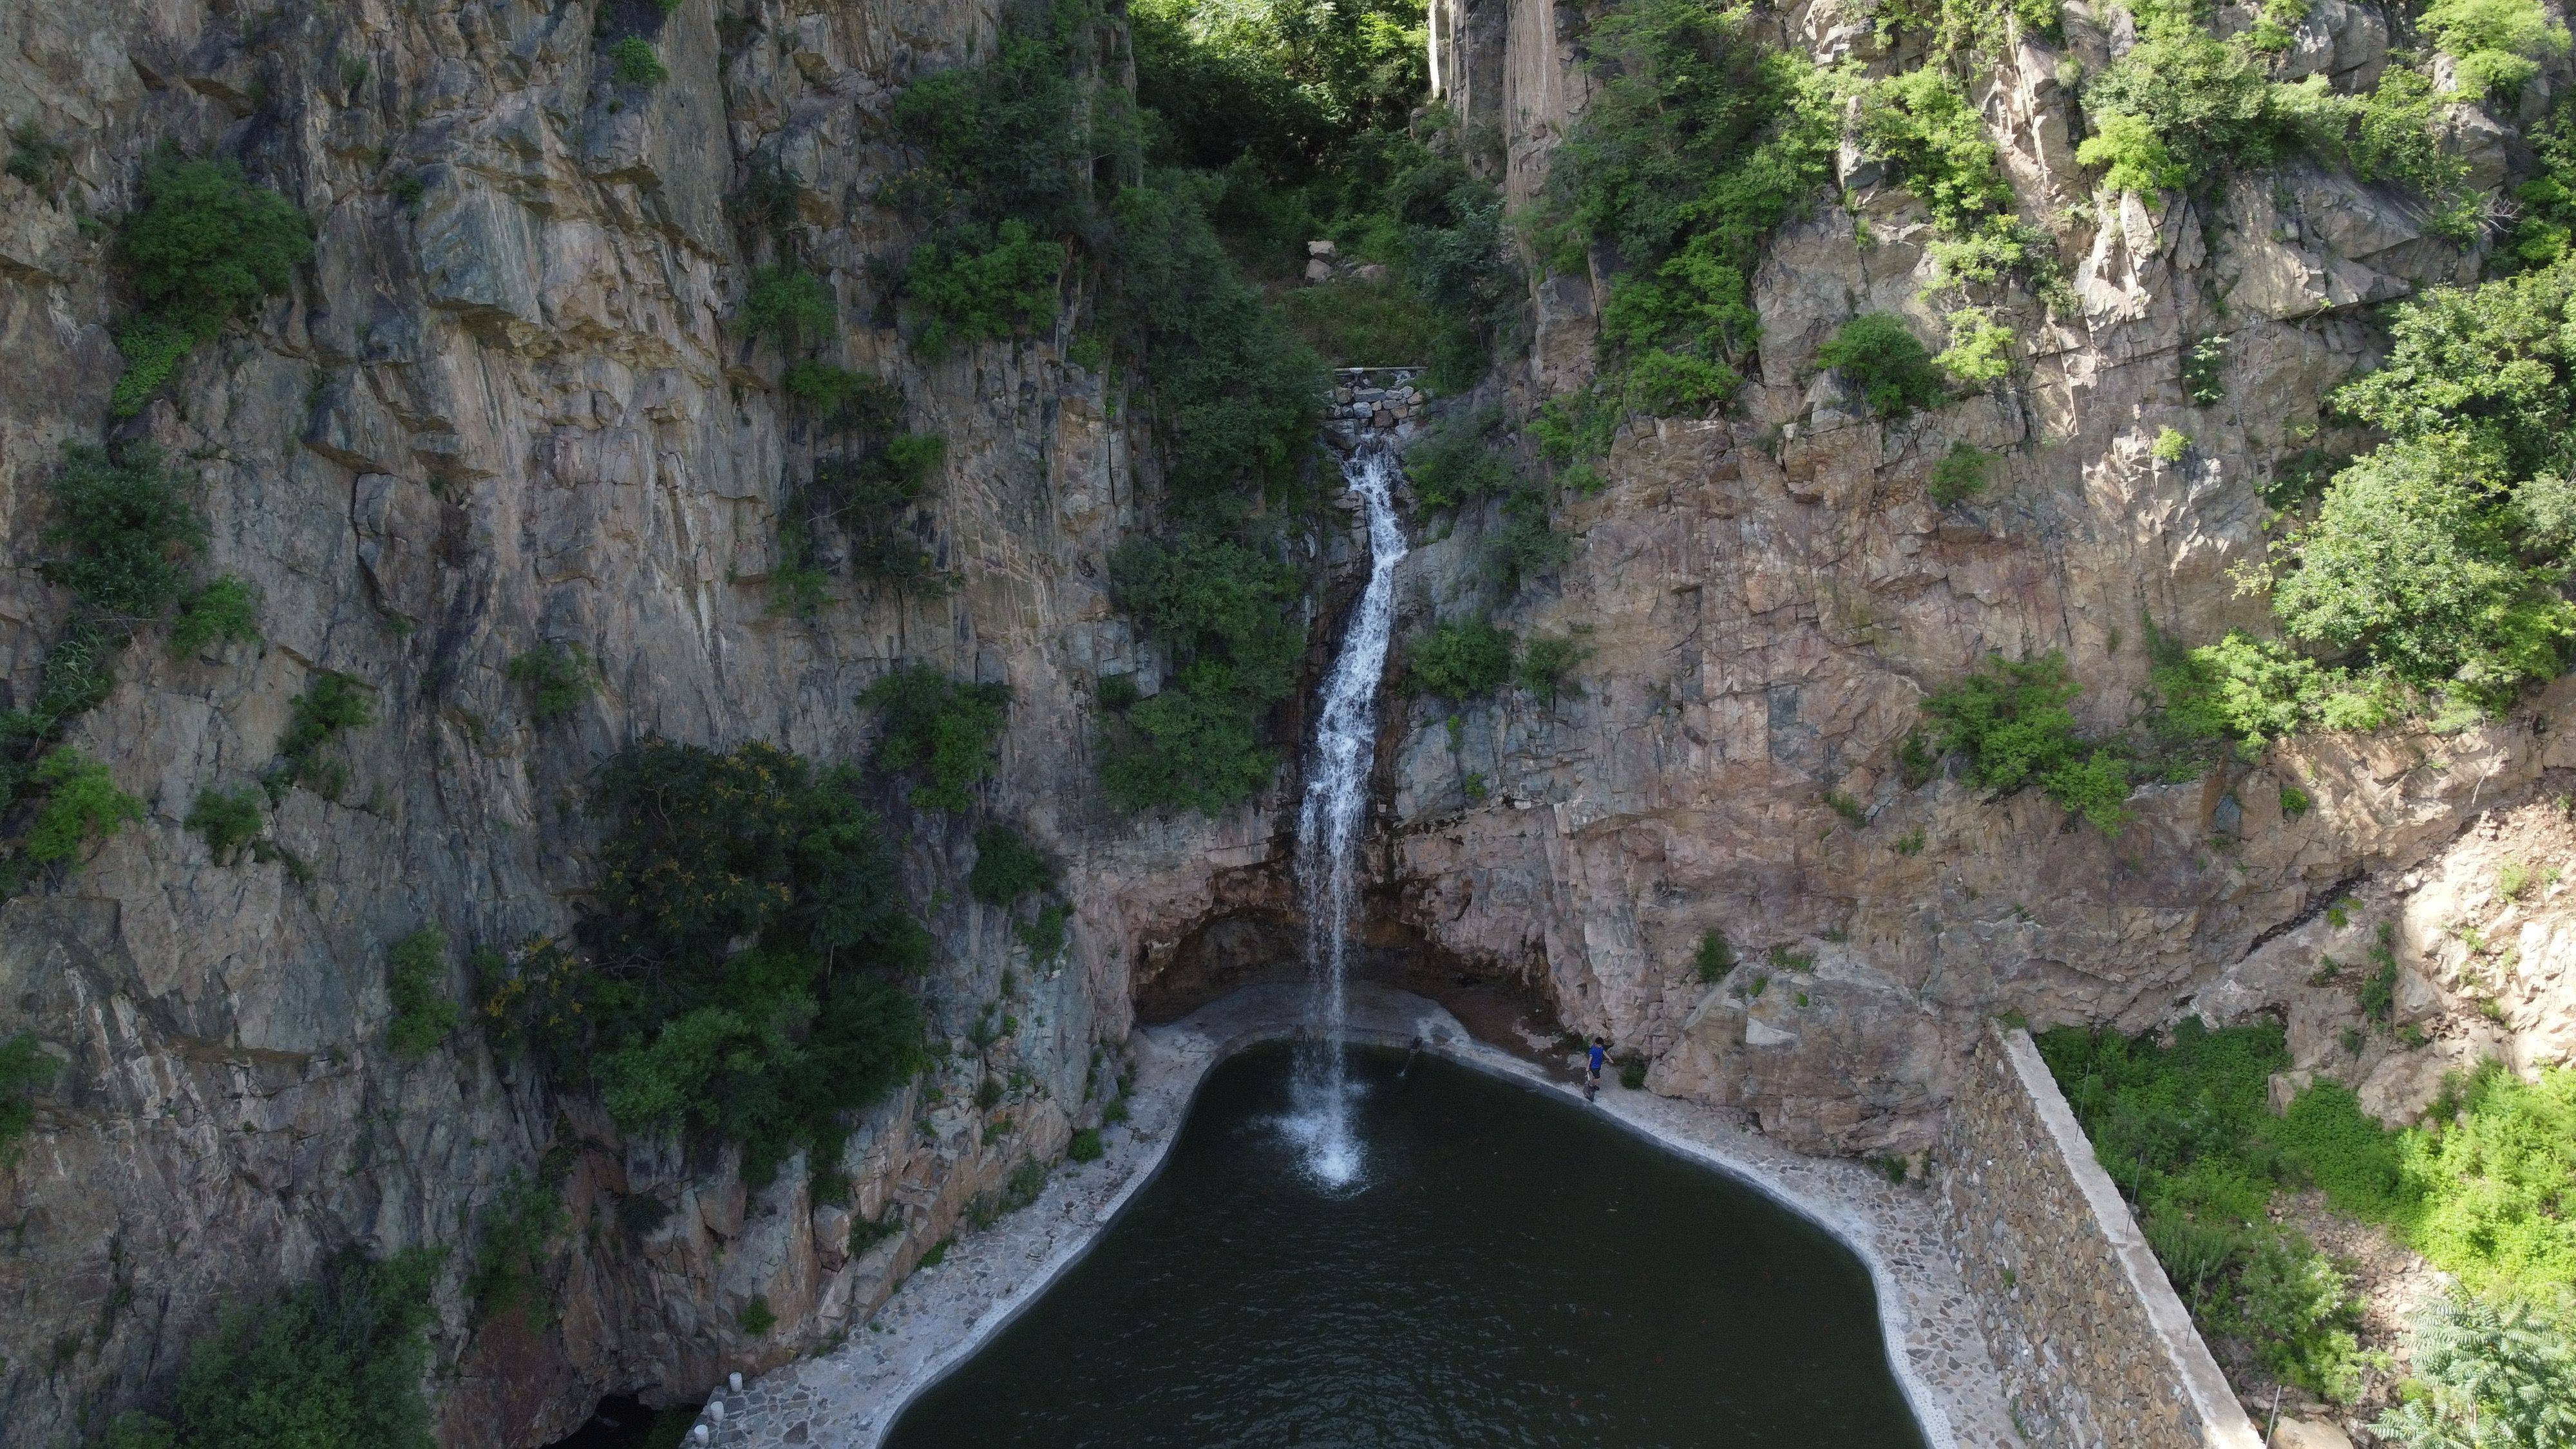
0,0,1293,1443
1937,1023,2264,1449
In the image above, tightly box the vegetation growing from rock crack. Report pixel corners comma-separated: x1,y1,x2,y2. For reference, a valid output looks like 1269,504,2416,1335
480,739,931,1186
104,1249,442,1449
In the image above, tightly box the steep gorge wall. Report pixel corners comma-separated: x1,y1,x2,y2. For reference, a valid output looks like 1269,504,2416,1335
1401,0,2576,1155
0,0,1289,1442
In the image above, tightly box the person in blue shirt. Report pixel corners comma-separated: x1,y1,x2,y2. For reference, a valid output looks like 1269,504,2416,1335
1584,1036,1607,1101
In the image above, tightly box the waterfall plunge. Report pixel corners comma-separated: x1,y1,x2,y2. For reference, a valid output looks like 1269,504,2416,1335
1287,444,1408,1189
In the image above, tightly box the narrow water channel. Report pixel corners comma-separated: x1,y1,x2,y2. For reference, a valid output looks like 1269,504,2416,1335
886,1042,1931,1448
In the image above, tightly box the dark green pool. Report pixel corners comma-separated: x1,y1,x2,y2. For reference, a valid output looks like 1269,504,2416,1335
885,1043,1931,1448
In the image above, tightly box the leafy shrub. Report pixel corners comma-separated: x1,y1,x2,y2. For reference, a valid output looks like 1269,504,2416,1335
469,1167,565,1325
1484,497,1573,594
44,445,205,625
2076,111,2188,195
2230,1232,2366,1399
740,264,835,349
778,389,951,611
1101,531,1307,813
2374,1293,2576,1449
1853,69,2048,294
2271,435,2575,714
1920,653,2131,829
111,156,312,415
1927,442,1991,506
2420,0,2569,101
1517,632,1590,704
1934,308,2014,387
385,927,459,1057
1067,1126,1104,1162
170,576,259,656
737,1296,777,1337
1616,1054,1648,1090
1100,663,1281,815
187,786,265,865
2150,630,2392,755
2183,334,2229,407
1410,619,1515,699
1404,411,1512,511
506,642,595,723
1530,0,1839,428
0,1033,58,1157
2509,100,2576,267
904,219,1064,354
1817,314,1947,418
105,1249,440,1449
24,749,144,864
2152,427,2191,464
7,121,64,193
1018,902,1069,961
969,824,1057,906
608,36,668,87
1694,929,1737,984
861,667,1009,811
271,672,374,799
2079,28,2281,195
484,739,930,1181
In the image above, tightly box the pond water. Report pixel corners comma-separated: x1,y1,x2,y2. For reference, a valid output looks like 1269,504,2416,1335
886,1042,1931,1448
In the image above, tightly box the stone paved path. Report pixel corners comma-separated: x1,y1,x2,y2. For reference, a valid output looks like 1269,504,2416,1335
695,983,2027,1449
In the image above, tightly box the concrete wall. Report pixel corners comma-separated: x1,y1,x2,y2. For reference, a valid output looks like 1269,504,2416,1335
1937,1023,2264,1449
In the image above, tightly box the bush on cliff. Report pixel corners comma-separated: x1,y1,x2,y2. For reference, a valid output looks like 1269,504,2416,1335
861,666,1010,811
1099,531,1308,813
0,1032,58,1158
111,156,312,416
1917,653,2133,830
2195,258,2576,734
104,1249,440,1449
1527,0,1839,435
1816,313,1948,419
482,739,930,1184
1408,618,1516,700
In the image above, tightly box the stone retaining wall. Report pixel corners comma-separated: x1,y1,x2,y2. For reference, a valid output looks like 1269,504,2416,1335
1937,1024,2264,1449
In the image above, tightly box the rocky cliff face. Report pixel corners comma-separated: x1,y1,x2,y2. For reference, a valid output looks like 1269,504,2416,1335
0,0,1284,1441
1400,0,2576,1155
8,0,2575,1441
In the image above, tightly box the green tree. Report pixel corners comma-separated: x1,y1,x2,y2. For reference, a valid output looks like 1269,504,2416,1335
2376,1293,2576,1449
1817,313,1947,418
112,157,312,415
1408,619,1515,699
385,927,459,1057
105,1249,441,1449
484,739,930,1183
860,667,1009,811
43,445,205,625
0,1033,57,1158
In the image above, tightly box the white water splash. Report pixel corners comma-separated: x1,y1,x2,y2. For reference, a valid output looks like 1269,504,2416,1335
1287,444,1408,1190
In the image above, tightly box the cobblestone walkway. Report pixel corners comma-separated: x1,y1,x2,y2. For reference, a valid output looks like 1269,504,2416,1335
697,983,2026,1449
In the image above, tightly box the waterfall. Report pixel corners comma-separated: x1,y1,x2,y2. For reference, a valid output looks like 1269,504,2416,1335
1287,443,1408,1189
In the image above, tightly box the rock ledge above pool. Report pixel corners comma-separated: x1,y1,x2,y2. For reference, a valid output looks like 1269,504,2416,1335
698,983,2027,1449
